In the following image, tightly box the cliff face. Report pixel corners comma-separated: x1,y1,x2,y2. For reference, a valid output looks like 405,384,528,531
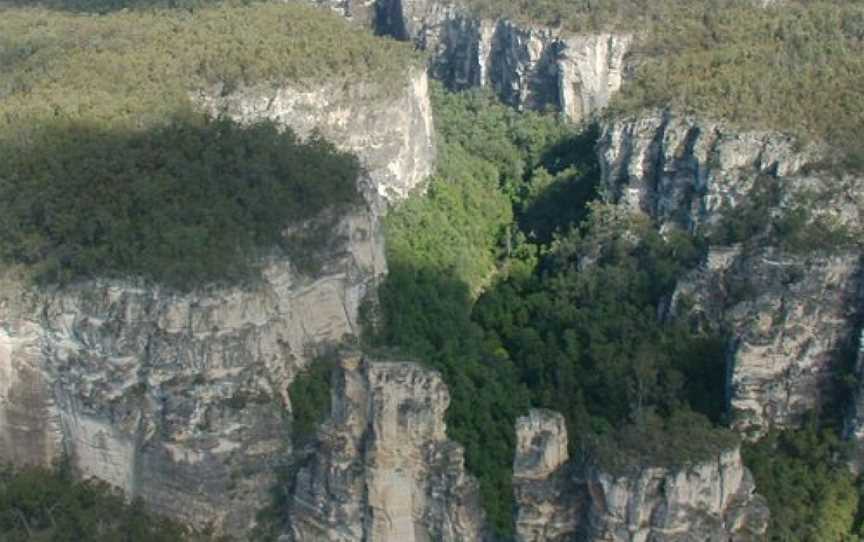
598,111,864,437
287,355,486,542
512,410,769,542
0,71,434,534
197,68,435,206
375,0,631,123
512,410,581,542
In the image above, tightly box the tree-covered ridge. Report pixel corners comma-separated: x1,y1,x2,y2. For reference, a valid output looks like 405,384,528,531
0,2,421,287
0,118,361,288
0,2,418,130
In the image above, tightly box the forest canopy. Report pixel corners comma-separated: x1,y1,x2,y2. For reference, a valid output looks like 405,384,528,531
0,2,419,287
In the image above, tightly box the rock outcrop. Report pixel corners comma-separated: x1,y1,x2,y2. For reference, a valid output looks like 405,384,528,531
584,447,769,541
513,410,581,542
0,71,435,534
375,0,631,123
598,111,864,437
197,68,435,206
512,409,769,542
287,355,486,542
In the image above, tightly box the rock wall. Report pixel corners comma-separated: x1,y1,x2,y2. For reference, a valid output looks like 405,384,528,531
0,71,435,535
287,355,487,542
513,410,581,542
375,0,631,123
598,111,864,437
585,448,769,541
197,68,435,206
512,409,769,542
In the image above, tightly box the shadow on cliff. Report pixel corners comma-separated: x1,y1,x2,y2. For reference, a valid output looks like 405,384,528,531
0,115,362,290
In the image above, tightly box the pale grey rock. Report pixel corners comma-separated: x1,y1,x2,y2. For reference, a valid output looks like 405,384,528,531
513,410,581,542
375,0,631,123
599,111,864,437
585,447,769,541
196,67,435,206
287,355,487,542
0,67,435,535
306,0,378,25
512,410,768,542
0,209,383,533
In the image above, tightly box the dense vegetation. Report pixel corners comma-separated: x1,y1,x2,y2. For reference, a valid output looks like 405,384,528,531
0,118,360,288
0,464,217,541
745,423,864,541
460,0,864,166
0,2,419,287
369,86,732,536
287,355,337,445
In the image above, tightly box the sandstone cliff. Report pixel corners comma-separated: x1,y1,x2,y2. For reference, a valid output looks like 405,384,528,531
375,0,631,123
512,409,769,542
0,70,434,534
598,111,864,437
287,355,486,542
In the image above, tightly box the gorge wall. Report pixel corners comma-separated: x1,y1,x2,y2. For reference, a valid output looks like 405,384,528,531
286,355,486,541
598,111,864,438
0,70,434,534
512,409,769,542
374,0,631,124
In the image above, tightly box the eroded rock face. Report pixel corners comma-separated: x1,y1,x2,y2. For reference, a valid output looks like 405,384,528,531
513,410,581,542
599,111,864,437
512,409,768,542
287,355,486,542
0,71,434,534
375,0,631,123
197,68,435,206
0,209,383,533
585,447,769,541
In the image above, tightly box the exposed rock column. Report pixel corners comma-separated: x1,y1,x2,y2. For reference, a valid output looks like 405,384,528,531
288,356,487,542
513,410,582,542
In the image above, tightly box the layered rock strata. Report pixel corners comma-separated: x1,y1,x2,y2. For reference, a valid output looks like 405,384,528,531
375,0,631,123
598,111,864,436
287,355,486,542
0,71,435,534
512,409,769,542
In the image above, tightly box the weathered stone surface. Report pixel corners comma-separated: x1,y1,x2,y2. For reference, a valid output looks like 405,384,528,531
512,409,768,542
585,447,769,541
513,410,581,542
599,110,864,437
0,69,434,535
197,68,435,206
287,355,487,542
375,0,631,123
0,208,382,533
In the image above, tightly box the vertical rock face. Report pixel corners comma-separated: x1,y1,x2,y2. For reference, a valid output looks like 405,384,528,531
512,409,769,542
375,0,631,123
585,447,769,541
0,211,383,533
513,410,582,542
0,72,435,534
197,68,436,206
598,111,864,437
287,355,486,542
